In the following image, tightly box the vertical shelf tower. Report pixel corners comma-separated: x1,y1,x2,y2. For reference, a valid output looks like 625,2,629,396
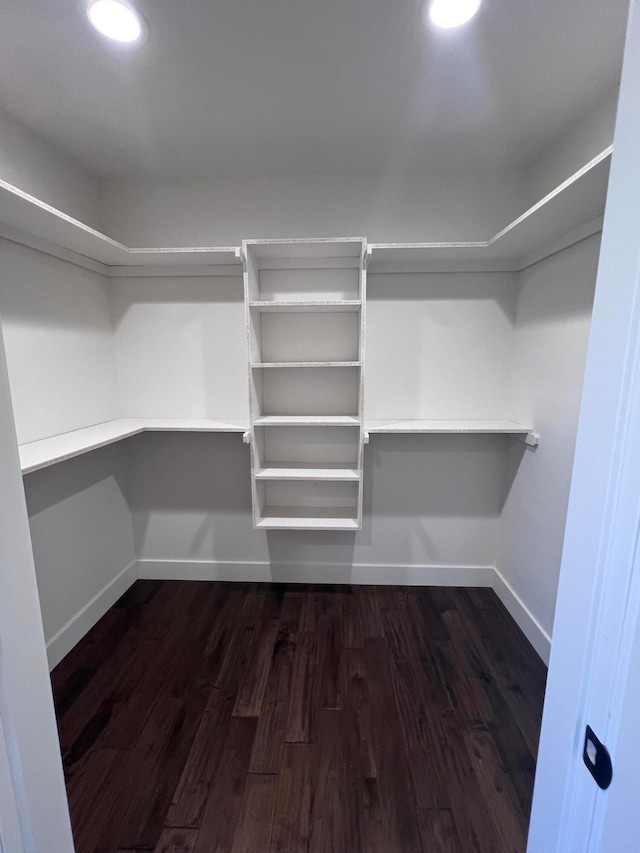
243,238,367,530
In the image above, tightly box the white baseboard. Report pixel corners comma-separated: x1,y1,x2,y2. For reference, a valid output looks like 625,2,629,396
139,559,550,663
136,559,495,588
492,568,551,664
48,559,549,670
46,560,138,670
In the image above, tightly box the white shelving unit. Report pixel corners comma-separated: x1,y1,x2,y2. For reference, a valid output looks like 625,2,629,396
0,178,242,276
243,239,366,530
2,149,617,512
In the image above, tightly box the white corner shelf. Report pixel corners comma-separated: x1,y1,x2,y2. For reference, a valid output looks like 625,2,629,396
249,300,362,313
0,179,242,276
365,419,539,446
367,148,612,274
19,418,249,474
255,507,360,530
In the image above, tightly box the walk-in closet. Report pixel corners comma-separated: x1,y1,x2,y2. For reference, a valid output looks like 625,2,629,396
0,1,634,851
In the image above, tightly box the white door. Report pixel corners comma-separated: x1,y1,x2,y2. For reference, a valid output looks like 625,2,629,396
0,711,24,853
527,1,640,850
598,594,640,851
0,320,75,851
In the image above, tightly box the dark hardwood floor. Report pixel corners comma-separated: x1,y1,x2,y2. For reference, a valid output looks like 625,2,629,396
51,581,547,853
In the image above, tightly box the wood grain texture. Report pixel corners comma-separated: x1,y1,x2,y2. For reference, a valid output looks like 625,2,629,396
52,580,546,853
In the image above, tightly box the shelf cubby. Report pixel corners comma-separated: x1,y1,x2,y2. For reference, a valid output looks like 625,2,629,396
250,362,360,418
253,424,360,468
249,309,361,364
254,481,359,530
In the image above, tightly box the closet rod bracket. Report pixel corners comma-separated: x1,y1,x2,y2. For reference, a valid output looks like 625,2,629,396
242,431,251,445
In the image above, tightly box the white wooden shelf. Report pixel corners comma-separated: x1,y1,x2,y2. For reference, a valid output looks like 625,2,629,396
255,464,360,481
251,361,361,369
256,507,360,530
253,415,360,427
367,148,612,273
365,419,538,446
18,417,539,475
19,418,248,474
249,300,362,313
0,149,610,278
0,179,242,275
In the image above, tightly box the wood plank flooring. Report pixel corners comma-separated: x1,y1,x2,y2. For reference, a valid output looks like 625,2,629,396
51,581,547,853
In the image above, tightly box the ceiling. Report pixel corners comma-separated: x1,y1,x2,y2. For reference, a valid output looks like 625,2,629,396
0,0,629,179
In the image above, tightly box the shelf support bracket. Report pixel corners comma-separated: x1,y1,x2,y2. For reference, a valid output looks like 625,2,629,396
513,431,539,447
243,431,251,445
363,431,370,444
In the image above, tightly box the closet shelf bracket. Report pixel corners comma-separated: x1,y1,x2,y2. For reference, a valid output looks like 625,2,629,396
243,431,252,445
514,431,539,448
363,431,370,444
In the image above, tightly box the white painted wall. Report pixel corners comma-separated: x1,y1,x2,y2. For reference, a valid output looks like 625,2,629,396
98,170,526,246
0,239,134,671
125,431,505,583
0,103,100,228
24,444,136,669
496,234,600,640
0,320,75,852
525,86,620,206
110,275,249,421
365,272,518,419
0,240,119,444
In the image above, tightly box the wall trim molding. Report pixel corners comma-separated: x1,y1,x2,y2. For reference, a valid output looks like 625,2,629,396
47,560,551,670
492,567,551,664
45,560,137,670
137,559,551,663
47,559,549,669
136,558,495,588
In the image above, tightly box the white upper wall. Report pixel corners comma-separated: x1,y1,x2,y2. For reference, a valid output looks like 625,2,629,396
365,272,518,420
525,85,620,206
0,104,100,228
0,240,119,444
110,275,249,421
98,170,526,246
497,233,600,639
0,82,618,247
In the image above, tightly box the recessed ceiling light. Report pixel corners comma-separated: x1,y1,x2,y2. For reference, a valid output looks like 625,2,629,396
428,0,482,29
87,0,144,43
